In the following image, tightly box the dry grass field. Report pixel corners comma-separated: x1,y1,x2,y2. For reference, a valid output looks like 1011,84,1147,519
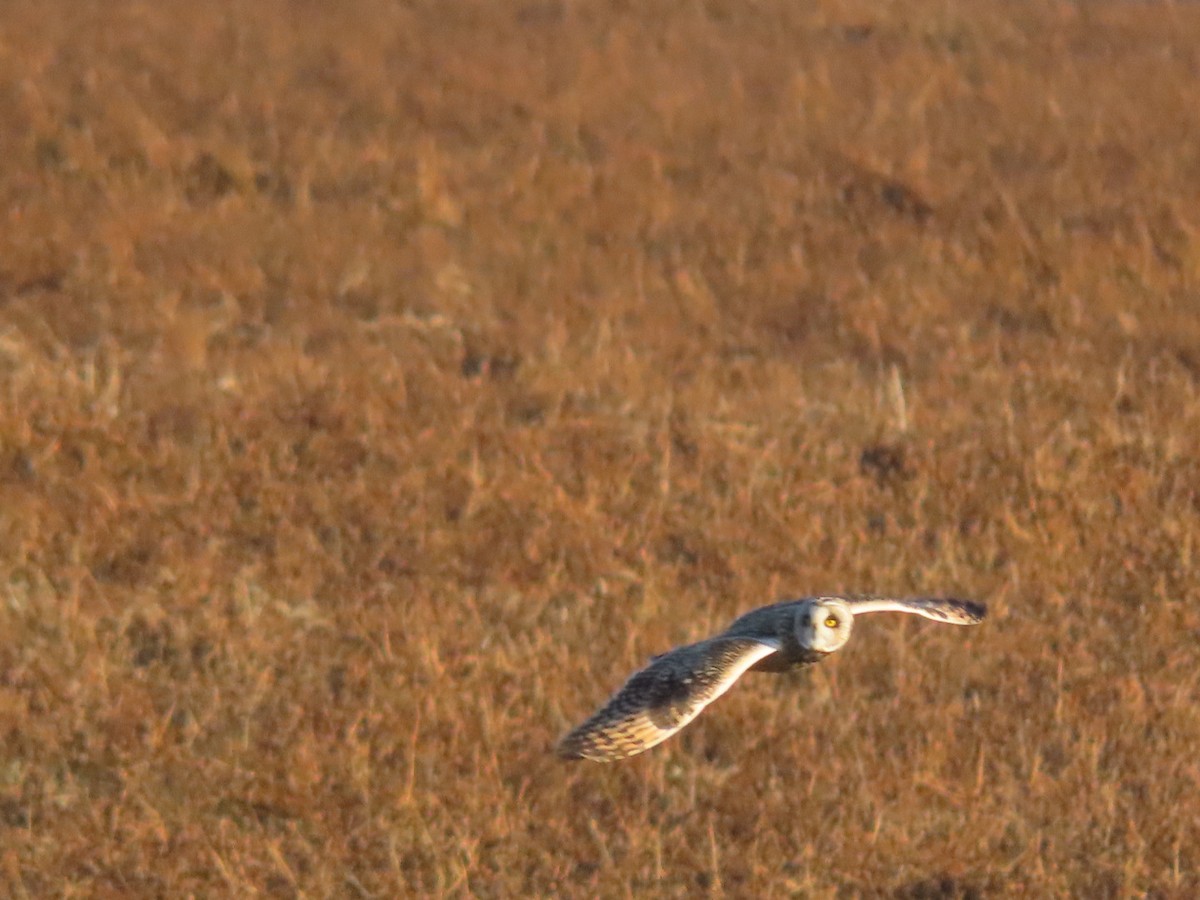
2,0,1200,895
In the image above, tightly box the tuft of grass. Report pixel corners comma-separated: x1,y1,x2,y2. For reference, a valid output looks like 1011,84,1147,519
1,0,1199,894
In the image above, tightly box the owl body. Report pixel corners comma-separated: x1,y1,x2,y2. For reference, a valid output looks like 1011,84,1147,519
557,594,985,762
723,599,842,671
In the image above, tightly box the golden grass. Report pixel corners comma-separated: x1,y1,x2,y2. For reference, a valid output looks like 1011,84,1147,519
2,0,1200,895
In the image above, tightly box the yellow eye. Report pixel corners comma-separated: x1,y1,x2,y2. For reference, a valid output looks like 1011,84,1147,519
824,616,839,629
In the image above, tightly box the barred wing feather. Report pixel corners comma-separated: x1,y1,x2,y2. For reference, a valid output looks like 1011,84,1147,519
556,637,781,762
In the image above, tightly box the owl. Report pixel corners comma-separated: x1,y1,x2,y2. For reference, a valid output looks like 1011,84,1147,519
557,595,986,762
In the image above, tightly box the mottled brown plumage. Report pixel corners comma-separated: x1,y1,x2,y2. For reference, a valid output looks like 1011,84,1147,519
556,637,780,761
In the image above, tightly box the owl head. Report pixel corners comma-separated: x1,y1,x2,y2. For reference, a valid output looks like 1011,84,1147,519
796,597,854,653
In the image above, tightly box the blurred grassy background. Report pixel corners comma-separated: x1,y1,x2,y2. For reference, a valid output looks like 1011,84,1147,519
1,0,1199,895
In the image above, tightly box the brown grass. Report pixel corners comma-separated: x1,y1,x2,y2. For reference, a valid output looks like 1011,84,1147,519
2,0,1200,895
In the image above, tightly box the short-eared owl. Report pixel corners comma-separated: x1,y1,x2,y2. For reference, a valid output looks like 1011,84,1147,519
557,595,986,762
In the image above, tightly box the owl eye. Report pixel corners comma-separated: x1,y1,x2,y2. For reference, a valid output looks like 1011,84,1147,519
824,615,839,629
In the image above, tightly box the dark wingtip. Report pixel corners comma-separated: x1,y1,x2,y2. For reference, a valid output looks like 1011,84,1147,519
554,733,586,761
955,599,988,623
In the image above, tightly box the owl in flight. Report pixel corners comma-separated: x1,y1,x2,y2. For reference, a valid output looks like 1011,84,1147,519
557,595,986,762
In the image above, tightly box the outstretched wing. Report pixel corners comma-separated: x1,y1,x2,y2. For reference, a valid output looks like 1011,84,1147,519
557,636,781,762
843,596,986,625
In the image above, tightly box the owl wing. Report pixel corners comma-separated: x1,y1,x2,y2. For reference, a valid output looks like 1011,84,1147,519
556,636,782,762
843,596,986,625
